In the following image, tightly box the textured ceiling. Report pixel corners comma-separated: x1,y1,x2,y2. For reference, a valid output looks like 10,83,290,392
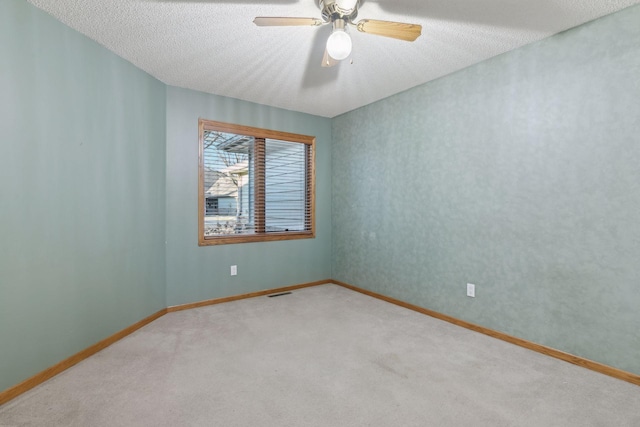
27,0,640,118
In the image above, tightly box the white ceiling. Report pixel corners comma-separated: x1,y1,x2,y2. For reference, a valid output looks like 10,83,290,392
27,0,640,118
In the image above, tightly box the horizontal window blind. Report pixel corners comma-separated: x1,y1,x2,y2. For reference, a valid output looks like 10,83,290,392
263,139,311,233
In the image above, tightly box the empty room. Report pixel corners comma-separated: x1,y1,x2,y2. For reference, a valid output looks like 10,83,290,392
1,0,639,425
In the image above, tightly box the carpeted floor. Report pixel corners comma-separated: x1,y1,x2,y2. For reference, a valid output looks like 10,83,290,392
1,284,639,426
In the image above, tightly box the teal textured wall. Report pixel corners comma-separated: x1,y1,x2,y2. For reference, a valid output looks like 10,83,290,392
332,5,640,375
165,87,332,306
0,0,166,391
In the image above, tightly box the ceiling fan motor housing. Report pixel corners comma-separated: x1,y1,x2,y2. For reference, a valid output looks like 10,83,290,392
319,0,360,23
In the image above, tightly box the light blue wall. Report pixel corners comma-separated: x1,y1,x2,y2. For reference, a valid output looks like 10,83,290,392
0,0,330,393
0,0,166,391
332,5,640,375
165,86,332,306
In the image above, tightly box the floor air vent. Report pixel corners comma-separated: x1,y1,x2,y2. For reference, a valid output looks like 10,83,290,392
267,292,292,298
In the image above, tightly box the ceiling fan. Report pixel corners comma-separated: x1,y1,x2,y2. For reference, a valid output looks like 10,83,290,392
253,0,422,67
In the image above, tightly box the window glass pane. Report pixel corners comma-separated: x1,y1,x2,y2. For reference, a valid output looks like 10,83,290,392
265,139,307,232
202,130,255,236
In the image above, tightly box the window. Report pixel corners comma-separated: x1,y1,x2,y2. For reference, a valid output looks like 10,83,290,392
198,119,315,245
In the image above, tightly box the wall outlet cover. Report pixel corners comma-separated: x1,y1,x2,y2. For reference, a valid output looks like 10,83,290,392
467,283,475,298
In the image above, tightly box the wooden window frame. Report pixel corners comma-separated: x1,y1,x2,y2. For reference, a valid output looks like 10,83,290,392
198,119,316,246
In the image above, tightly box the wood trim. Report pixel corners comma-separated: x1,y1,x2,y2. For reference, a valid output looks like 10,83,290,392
167,279,330,312
308,141,316,238
0,308,168,406
197,119,206,246
331,280,640,387
201,231,314,246
200,119,315,145
254,137,266,234
198,119,316,247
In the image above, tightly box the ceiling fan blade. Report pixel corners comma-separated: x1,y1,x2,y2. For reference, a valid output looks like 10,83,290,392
355,19,422,41
321,48,339,68
253,17,324,27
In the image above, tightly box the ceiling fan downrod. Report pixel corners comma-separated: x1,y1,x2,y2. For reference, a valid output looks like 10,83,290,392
319,0,360,23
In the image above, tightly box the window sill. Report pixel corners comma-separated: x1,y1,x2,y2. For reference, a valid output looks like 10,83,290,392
198,231,315,246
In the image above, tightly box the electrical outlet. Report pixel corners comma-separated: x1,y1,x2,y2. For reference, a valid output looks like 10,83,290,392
467,283,475,298
230,265,237,276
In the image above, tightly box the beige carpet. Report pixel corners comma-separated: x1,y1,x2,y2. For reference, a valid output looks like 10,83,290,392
1,284,639,426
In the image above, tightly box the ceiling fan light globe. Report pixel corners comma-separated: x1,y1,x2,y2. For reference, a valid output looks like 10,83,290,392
326,30,352,61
